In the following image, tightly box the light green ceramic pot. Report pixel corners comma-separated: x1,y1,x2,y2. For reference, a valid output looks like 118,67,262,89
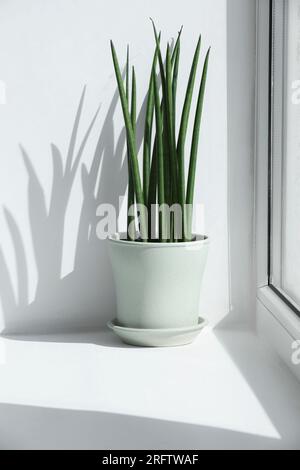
108,233,209,329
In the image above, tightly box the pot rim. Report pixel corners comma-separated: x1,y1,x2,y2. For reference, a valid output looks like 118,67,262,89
108,232,209,248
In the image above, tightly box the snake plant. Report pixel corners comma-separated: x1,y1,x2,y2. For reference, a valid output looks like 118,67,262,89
111,21,210,242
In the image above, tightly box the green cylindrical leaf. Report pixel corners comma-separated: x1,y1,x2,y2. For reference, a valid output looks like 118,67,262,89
171,26,183,66
186,47,210,239
131,66,137,133
177,36,201,208
153,72,166,241
143,43,159,206
172,40,180,139
166,45,178,205
148,141,157,240
150,19,167,98
125,48,135,241
110,41,147,240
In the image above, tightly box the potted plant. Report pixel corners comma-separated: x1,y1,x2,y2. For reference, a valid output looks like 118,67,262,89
108,21,210,347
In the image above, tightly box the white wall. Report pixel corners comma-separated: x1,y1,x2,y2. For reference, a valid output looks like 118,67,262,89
225,0,257,328
0,0,255,334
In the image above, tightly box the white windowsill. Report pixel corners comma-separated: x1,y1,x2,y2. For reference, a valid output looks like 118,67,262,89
0,326,300,449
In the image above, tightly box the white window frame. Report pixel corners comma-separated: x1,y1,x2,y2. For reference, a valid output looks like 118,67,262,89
256,0,300,378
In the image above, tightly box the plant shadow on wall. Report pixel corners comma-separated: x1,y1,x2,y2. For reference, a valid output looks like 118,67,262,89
0,86,146,334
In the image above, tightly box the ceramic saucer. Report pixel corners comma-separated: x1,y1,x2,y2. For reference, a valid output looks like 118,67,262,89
107,318,207,347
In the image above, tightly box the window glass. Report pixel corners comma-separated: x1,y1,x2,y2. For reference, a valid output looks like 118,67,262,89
271,0,300,310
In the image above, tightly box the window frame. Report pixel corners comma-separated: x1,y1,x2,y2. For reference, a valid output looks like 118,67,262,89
256,0,300,348
268,0,300,317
